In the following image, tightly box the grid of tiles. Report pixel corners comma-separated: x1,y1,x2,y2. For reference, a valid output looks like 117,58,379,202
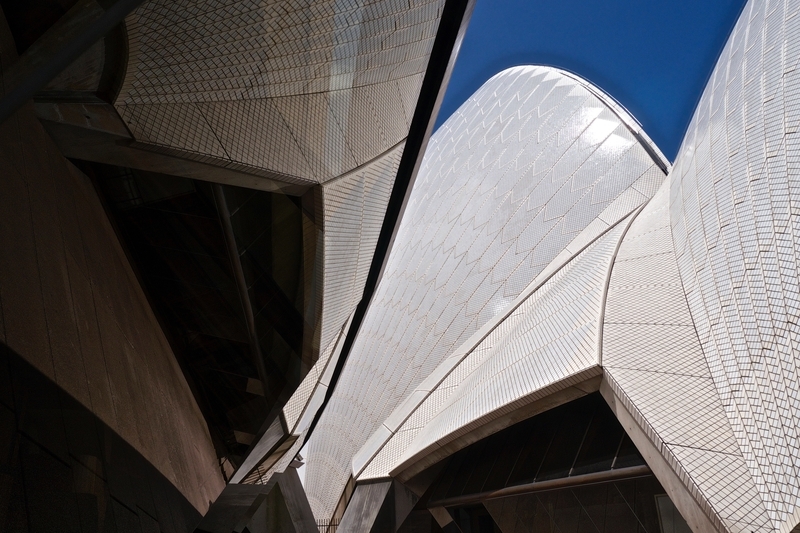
116,0,439,182
239,143,402,488
604,182,772,533
319,143,403,359
669,0,800,528
351,160,666,482
357,218,629,481
303,65,667,519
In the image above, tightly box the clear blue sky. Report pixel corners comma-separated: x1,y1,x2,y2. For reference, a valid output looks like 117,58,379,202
436,0,748,161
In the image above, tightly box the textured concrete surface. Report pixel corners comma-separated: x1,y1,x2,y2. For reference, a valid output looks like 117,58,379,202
0,12,224,514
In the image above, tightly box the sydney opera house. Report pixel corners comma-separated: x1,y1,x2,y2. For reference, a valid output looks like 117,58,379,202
1,0,799,531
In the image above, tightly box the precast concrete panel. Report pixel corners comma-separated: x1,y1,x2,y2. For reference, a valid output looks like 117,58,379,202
117,0,441,183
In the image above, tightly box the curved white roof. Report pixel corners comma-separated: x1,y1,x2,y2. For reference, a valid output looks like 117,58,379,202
666,0,800,527
344,0,800,530
304,64,669,519
355,212,633,481
603,181,772,533
117,0,443,183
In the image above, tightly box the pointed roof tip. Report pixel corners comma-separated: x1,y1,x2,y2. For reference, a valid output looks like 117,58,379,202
487,65,672,174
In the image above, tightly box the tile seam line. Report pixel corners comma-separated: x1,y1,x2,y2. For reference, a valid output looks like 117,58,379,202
322,138,406,188
597,202,647,368
194,101,232,160
667,116,756,521
602,365,711,379
352,208,640,480
552,67,672,172
603,370,729,533
118,71,434,104
667,443,742,457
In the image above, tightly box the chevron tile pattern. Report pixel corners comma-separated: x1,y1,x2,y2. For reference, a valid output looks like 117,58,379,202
356,217,629,481
303,65,668,519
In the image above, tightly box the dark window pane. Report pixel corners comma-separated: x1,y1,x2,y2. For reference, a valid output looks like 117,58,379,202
551,488,584,532
633,477,664,532
451,505,500,533
481,424,525,491
449,476,689,533
604,480,642,533
506,412,559,486
535,403,594,481
613,434,646,469
447,441,486,498
82,161,318,465
571,402,625,476
461,453,494,495
573,482,610,531
430,454,466,502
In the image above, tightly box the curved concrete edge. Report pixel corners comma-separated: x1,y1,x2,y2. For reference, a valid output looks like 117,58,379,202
390,372,602,484
352,204,649,481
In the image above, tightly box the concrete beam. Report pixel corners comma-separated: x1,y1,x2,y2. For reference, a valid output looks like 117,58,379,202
600,375,722,533
338,479,419,533
196,469,316,533
35,99,312,195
